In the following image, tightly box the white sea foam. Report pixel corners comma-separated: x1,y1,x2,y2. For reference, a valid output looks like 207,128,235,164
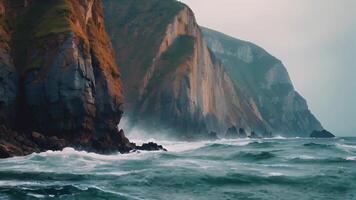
131,137,252,152
289,155,315,160
268,172,283,176
33,147,152,162
27,193,46,198
0,181,44,187
337,144,356,149
346,156,356,161
273,136,287,139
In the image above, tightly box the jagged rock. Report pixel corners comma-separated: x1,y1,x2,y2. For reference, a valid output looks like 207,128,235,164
136,142,167,152
310,130,335,138
0,0,135,158
0,125,39,158
0,125,167,158
91,129,135,154
31,132,67,150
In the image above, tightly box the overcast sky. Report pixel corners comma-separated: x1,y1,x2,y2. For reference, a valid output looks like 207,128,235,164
180,0,356,136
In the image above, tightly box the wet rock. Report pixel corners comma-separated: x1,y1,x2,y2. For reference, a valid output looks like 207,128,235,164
90,129,135,154
310,130,335,138
0,125,39,158
136,142,167,152
31,132,67,151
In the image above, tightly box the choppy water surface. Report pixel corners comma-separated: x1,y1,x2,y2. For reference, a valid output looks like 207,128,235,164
0,137,355,200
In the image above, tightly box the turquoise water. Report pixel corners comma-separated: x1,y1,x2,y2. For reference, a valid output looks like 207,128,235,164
0,137,355,200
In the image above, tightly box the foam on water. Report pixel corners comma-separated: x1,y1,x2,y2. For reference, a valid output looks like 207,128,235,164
0,137,355,200
346,156,356,161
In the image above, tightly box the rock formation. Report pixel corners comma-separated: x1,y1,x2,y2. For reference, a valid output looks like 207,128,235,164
104,0,268,139
0,0,164,158
310,130,335,138
225,126,238,139
202,27,323,137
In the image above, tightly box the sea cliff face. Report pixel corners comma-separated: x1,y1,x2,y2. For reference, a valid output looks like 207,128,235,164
202,27,323,136
104,0,268,138
0,0,134,157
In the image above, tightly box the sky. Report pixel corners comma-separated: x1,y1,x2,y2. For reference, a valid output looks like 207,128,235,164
180,0,356,136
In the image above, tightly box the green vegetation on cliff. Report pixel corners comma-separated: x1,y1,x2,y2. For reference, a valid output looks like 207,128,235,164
12,0,94,74
13,1,73,74
34,2,72,38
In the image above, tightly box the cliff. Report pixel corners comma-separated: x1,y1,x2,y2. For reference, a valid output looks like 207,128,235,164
0,0,135,158
202,27,323,137
104,0,268,138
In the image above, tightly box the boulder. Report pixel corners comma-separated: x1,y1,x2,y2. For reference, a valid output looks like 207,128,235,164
310,130,335,138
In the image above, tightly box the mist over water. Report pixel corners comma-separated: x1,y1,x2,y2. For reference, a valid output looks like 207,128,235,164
0,135,355,200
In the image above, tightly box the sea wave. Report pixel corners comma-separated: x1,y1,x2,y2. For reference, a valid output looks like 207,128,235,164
1,138,356,200
229,151,276,161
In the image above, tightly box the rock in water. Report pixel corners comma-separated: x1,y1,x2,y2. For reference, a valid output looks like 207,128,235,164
310,130,335,138
225,126,239,139
136,142,167,152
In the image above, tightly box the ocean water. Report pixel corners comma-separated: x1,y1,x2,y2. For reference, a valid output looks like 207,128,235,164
0,137,355,200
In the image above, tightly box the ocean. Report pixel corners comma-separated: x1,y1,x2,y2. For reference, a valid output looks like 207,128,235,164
0,137,355,200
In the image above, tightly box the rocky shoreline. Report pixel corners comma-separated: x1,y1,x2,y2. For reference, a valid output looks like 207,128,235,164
0,125,166,159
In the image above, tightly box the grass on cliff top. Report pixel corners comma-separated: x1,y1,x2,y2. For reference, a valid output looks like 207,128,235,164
13,0,88,74
34,2,72,38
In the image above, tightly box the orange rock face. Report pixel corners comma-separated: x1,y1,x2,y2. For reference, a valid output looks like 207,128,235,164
104,0,269,138
0,0,132,156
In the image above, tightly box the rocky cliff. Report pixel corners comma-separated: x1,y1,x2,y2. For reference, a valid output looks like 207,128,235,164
0,0,17,128
202,27,323,136
0,0,139,157
104,0,268,138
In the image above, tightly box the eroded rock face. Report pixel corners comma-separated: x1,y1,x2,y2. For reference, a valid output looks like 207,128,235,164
19,0,123,140
0,0,137,157
203,27,323,137
104,0,268,138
